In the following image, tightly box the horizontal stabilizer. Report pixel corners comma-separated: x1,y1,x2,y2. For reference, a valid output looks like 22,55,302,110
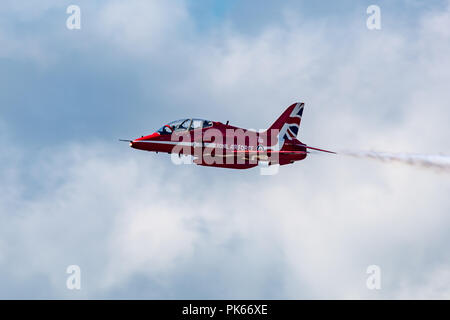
302,145,336,154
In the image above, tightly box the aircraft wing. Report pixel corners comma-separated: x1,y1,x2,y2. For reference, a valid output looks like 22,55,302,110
200,146,334,163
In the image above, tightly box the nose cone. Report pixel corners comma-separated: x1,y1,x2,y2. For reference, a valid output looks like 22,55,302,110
134,132,159,142
131,132,160,150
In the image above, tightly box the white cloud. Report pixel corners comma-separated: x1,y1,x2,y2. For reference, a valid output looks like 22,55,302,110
1,1,450,299
1,138,449,298
94,0,191,56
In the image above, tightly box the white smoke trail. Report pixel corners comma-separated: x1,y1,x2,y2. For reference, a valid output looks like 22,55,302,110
339,150,450,172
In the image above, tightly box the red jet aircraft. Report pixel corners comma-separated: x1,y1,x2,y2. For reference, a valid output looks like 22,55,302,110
121,103,334,169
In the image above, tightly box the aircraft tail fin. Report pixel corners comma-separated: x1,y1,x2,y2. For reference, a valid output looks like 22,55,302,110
267,102,304,140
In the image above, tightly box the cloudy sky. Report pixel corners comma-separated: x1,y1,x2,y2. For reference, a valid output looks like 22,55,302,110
1,0,450,299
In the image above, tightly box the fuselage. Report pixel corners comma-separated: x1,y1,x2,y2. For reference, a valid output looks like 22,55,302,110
130,118,307,169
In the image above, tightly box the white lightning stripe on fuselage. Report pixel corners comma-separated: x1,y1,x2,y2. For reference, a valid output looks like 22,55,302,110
136,140,252,150
137,140,195,146
135,140,290,151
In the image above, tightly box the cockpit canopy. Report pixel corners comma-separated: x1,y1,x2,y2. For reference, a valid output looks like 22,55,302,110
157,118,213,135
